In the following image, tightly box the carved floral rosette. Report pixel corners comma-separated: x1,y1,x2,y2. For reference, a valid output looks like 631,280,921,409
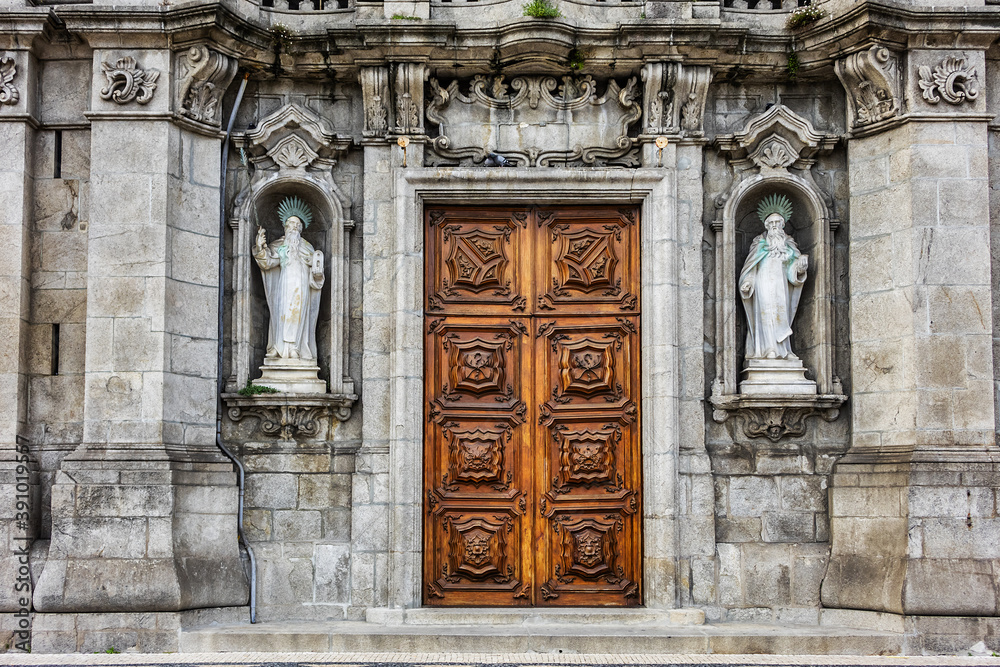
425,74,641,167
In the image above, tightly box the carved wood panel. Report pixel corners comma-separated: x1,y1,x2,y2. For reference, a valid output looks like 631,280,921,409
425,207,641,607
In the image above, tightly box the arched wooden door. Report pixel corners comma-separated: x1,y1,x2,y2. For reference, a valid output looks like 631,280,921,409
423,206,641,606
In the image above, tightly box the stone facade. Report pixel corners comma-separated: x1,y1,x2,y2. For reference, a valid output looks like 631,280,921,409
0,0,998,655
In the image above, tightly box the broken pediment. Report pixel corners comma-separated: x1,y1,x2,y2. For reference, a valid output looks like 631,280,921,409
425,74,641,167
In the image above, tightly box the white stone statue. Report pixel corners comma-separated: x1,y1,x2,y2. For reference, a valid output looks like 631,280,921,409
252,196,326,393
738,194,815,395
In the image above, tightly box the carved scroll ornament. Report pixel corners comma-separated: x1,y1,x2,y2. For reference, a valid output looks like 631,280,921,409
918,57,979,106
0,56,19,106
425,75,641,167
100,56,159,105
177,45,238,127
834,46,901,129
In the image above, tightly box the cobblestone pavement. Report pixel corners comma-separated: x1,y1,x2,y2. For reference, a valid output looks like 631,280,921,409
2,653,998,666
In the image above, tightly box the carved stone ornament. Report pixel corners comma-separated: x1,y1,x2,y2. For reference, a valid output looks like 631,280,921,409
425,74,641,167
226,393,355,443
834,46,901,129
100,56,159,105
176,45,238,127
0,56,19,106
360,66,390,138
394,62,425,135
641,62,711,136
917,56,979,106
710,393,843,442
714,104,839,207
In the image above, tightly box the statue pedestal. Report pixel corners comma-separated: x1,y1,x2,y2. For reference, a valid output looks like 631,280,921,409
739,357,816,395
257,357,326,394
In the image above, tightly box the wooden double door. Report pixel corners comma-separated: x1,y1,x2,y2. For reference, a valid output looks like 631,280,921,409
423,206,642,606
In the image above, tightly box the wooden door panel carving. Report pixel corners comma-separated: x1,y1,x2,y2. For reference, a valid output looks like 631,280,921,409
425,206,641,607
426,208,530,315
536,209,639,314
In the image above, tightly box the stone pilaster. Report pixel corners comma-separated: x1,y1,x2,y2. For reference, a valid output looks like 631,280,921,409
823,48,1000,616
0,48,39,612
33,46,247,613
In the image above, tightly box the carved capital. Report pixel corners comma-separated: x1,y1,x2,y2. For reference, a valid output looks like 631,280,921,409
641,62,711,136
917,56,979,106
100,56,159,105
176,45,238,128
394,62,425,135
0,56,20,106
360,65,391,138
834,45,901,130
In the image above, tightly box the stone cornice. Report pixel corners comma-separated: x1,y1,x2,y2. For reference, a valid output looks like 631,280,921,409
8,0,997,80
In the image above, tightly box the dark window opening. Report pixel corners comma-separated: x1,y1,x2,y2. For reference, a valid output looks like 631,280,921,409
54,130,62,179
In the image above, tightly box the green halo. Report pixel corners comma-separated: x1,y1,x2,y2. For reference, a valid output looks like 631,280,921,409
757,194,793,225
277,196,313,229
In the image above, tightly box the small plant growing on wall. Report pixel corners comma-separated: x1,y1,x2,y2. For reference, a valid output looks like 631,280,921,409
523,0,561,18
786,6,825,29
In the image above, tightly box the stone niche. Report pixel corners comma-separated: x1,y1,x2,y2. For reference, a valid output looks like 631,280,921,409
709,104,846,442
224,103,357,443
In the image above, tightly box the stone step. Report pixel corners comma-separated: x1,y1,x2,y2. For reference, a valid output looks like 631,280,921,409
178,620,903,655
364,607,706,626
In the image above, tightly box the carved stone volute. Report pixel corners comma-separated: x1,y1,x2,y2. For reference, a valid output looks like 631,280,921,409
175,45,238,130
834,45,902,131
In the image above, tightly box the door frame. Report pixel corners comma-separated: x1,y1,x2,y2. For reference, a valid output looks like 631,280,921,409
379,166,686,610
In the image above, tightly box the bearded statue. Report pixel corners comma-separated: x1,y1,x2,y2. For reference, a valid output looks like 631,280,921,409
738,194,815,395
252,196,326,393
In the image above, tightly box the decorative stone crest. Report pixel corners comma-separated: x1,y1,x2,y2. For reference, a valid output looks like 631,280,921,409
100,56,159,105
425,74,641,167
640,62,711,136
360,66,390,138
834,45,901,129
176,45,238,127
917,56,979,105
0,56,19,106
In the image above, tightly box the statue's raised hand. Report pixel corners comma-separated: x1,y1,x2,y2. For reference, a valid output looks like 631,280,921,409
255,226,267,254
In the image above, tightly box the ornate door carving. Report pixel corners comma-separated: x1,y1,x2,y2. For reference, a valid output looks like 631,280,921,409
425,207,641,606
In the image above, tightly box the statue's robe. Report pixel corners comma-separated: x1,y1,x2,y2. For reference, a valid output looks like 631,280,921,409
739,233,805,360
254,235,324,360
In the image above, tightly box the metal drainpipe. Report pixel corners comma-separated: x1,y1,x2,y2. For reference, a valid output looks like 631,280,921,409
215,72,257,624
